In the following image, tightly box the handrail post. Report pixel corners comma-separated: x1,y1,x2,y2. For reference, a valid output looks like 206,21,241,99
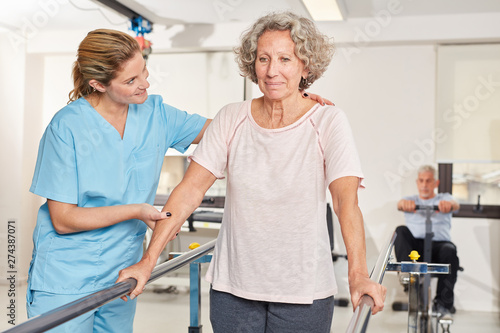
189,262,202,332
184,252,212,333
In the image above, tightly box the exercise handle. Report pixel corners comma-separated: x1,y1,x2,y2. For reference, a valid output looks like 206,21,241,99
414,204,439,211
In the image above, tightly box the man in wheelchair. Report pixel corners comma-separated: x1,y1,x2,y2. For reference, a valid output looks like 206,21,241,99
395,165,460,320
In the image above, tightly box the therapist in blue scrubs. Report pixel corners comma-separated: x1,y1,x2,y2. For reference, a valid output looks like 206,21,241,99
27,29,210,332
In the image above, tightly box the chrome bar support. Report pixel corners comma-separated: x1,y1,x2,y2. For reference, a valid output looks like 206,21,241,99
2,239,217,333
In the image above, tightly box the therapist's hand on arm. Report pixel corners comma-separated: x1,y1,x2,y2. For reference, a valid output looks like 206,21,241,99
330,176,386,315
47,201,168,234
116,161,217,301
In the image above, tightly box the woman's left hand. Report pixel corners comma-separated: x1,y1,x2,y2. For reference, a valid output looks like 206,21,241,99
349,273,387,315
301,91,334,106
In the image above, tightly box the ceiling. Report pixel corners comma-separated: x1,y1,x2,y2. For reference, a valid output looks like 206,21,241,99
2,0,500,33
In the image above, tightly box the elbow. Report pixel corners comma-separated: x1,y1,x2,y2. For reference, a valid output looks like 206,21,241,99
51,218,73,234
47,200,78,234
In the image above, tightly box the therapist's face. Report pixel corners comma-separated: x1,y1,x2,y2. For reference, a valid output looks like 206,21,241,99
105,52,150,105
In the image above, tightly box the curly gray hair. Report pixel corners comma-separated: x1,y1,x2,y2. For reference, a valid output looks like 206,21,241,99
234,11,335,90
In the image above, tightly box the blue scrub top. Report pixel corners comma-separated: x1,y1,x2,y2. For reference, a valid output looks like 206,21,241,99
29,95,206,294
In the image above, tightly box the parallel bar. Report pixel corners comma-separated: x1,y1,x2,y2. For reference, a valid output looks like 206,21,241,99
370,232,397,285
149,239,216,283
3,239,217,333
345,231,397,333
2,282,135,333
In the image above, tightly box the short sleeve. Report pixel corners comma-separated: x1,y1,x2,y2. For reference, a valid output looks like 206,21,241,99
189,105,235,179
161,101,207,154
30,124,78,204
321,108,364,187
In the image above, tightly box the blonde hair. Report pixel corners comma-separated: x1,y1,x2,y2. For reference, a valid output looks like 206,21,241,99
234,11,335,90
68,29,141,102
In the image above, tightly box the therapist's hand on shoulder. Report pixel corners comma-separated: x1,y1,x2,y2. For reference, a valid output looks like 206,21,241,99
349,273,386,315
301,91,334,106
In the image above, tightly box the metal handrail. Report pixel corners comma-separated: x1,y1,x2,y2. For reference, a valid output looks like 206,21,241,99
3,239,217,333
345,231,397,333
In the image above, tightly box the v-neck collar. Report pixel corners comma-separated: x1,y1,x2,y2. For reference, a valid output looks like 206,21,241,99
81,97,132,141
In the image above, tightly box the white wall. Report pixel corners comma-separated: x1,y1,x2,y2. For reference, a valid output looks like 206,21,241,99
2,10,500,314
0,33,28,282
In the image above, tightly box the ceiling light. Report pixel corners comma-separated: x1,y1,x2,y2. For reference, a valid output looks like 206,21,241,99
302,0,345,21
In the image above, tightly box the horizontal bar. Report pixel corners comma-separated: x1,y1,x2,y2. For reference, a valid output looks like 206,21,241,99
453,204,500,219
345,231,397,333
2,239,217,333
2,282,135,333
386,262,450,274
401,262,449,274
149,239,216,282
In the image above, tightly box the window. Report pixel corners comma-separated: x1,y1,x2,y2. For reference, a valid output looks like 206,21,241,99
435,44,500,219
439,163,500,219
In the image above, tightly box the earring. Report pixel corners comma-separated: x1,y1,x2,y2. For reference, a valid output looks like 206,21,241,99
301,77,307,87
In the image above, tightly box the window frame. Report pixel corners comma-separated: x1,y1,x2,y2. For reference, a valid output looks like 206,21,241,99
438,163,500,219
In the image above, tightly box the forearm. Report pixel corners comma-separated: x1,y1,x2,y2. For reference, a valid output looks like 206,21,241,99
140,184,206,270
338,205,369,279
329,177,369,279
48,200,143,234
140,161,216,270
329,177,386,313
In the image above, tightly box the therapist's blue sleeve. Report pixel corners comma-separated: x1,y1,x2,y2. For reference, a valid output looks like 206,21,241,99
30,124,78,204
160,102,207,154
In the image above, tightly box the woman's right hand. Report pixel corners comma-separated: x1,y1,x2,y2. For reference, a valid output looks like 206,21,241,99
117,255,155,301
138,203,170,230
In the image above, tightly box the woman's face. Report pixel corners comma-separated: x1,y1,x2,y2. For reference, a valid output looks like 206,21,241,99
105,52,150,105
255,30,308,101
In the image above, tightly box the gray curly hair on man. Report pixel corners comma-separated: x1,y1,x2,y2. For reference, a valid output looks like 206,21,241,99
418,165,437,178
234,11,335,90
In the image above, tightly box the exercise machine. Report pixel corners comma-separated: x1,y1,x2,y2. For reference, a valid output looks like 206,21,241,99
392,204,453,333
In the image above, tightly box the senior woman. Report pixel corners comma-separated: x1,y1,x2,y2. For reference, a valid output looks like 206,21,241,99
119,11,386,332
